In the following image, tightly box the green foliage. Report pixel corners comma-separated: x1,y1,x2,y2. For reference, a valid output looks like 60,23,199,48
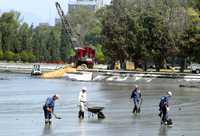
99,0,199,70
0,2,199,69
0,32,2,50
60,27,71,62
19,51,36,62
47,29,61,62
0,11,20,52
68,7,96,43
20,51,29,62
95,44,105,64
0,50,3,60
19,23,33,52
13,53,21,62
101,0,130,63
184,8,200,64
67,48,75,57
189,0,200,11
4,51,15,61
85,22,102,45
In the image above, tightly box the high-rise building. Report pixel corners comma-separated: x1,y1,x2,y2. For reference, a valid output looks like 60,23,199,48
68,0,108,12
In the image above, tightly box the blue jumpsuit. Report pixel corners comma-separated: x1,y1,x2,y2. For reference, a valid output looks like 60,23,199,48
131,89,142,113
159,96,170,123
43,97,55,120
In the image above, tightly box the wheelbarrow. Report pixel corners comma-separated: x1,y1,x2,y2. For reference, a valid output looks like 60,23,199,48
87,106,106,119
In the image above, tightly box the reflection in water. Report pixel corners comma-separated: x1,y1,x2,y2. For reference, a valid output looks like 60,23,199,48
41,124,53,136
158,126,169,136
79,119,86,136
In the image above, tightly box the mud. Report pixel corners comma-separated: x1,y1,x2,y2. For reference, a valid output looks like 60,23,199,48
0,73,199,136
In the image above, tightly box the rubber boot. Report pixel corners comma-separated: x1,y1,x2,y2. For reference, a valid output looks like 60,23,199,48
48,119,52,125
79,111,84,119
45,119,49,124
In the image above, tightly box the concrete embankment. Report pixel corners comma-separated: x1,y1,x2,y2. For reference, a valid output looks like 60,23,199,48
81,69,200,79
0,62,200,80
0,62,65,74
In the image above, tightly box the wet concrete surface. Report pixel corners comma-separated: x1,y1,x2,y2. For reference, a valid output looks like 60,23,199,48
0,73,200,136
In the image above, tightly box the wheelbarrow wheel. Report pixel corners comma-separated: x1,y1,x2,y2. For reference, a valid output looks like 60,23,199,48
97,112,105,119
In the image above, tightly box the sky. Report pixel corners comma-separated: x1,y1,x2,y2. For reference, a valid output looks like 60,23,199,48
0,0,111,26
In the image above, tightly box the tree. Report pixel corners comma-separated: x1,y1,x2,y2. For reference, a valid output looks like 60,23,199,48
32,30,41,62
0,32,2,50
18,23,33,52
47,29,61,62
68,7,97,44
189,0,200,11
138,10,173,71
60,27,71,62
101,0,130,66
0,12,20,52
100,0,174,70
85,21,102,45
183,8,200,64
32,25,51,62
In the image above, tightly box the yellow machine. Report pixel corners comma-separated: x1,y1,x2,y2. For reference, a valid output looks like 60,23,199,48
114,61,135,70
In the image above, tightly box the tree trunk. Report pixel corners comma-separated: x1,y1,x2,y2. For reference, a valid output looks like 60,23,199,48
144,60,147,71
180,57,186,73
120,60,126,70
155,64,160,72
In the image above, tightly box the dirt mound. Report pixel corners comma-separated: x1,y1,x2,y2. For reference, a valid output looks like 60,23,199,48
42,66,76,78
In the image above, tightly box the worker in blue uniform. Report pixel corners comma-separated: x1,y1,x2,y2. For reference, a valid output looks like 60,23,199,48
43,94,59,124
159,91,172,125
130,85,143,114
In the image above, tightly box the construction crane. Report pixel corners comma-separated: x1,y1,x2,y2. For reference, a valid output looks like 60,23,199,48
55,2,79,47
55,2,96,68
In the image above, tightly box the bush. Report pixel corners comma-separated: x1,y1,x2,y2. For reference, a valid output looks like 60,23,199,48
27,52,36,62
13,53,21,62
95,44,105,64
96,52,105,64
0,50,3,60
4,51,15,61
20,51,29,62
20,51,36,62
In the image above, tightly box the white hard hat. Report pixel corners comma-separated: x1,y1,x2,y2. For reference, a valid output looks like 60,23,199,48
167,91,172,96
135,85,138,88
82,87,87,91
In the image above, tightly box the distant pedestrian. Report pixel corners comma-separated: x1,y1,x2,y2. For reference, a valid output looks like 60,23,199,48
78,87,87,119
43,94,59,124
159,91,173,125
130,85,143,114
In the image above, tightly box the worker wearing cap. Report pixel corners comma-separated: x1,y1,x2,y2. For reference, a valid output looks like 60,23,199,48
43,94,59,124
130,85,143,114
159,91,172,124
78,87,87,119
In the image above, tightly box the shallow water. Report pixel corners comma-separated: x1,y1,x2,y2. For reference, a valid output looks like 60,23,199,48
0,73,200,136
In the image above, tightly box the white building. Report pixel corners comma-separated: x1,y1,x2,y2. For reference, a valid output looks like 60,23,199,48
68,0,109,12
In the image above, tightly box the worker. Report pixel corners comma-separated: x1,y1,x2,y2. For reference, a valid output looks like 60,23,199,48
78,87,87,119
130,85,143,114
159,91,173,125
43,94,60,124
